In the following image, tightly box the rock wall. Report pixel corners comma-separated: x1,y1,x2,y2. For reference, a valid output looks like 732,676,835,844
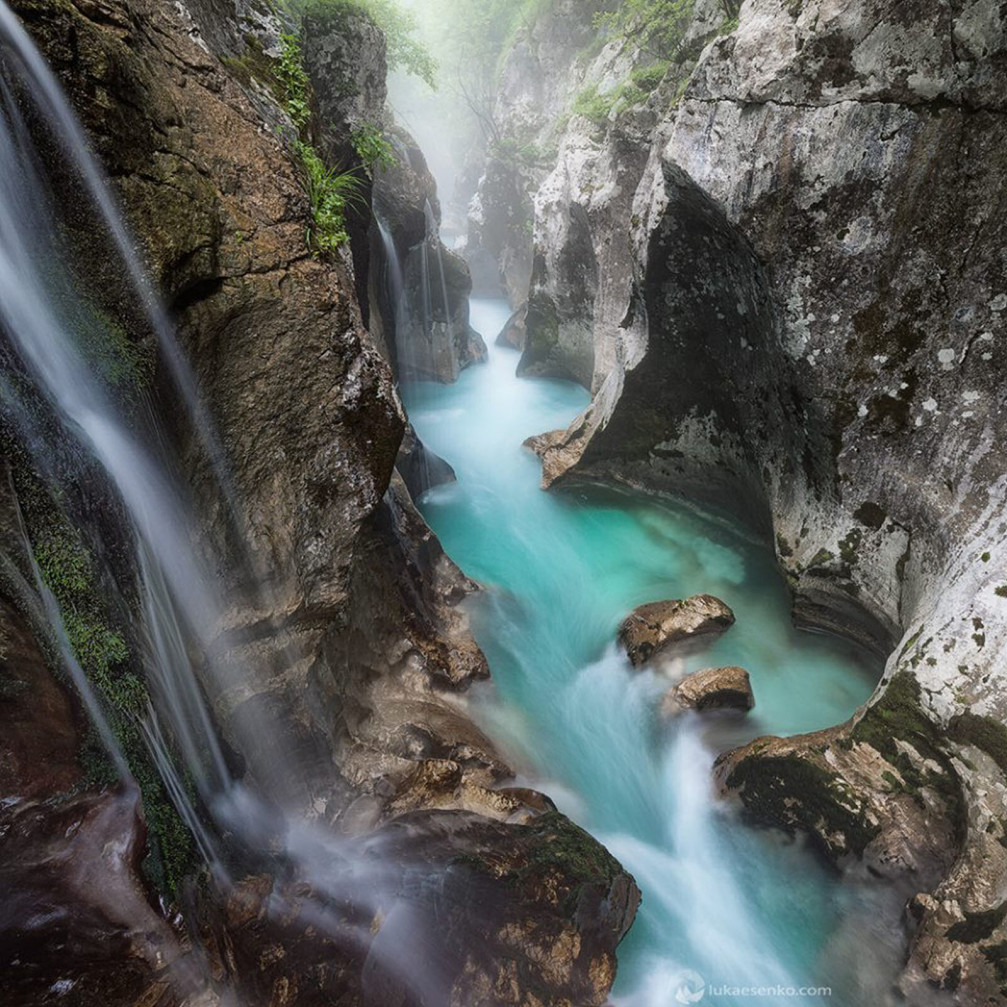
0,0,637,1003
480,0,1007,1000
371,127,488,384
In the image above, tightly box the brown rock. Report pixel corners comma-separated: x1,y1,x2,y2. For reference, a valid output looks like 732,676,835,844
208,810,639,1007
0,598,83,799
617,594,735,666
663,666,754,715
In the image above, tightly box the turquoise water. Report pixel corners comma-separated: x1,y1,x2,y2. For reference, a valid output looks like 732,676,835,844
404,300,896,1006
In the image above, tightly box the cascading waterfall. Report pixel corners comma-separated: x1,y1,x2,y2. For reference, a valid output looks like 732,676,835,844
0,8,475,1004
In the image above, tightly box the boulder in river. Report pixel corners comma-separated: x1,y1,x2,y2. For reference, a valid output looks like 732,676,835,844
618,595,735,667
495,303,527,350
663,666,755,716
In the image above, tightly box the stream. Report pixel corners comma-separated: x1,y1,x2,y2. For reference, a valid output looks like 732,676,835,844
405,298,902,1007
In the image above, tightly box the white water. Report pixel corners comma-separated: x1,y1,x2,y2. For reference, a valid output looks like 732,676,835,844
406,298,904,1007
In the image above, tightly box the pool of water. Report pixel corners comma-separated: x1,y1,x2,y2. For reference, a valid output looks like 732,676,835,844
403,299,899,1007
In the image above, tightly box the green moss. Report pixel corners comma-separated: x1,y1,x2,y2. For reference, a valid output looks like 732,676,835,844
726,753,880,858
996,586,1007,598
808,547,835,568
221,35,282,98
517,812,626,911
948,713,1007,778
521,812,623,885
852,672,965,841
982,552,992,563
948,905,1007,944
631,61,670,92
572,82,616,124
838,528,862,565
24,500,195,896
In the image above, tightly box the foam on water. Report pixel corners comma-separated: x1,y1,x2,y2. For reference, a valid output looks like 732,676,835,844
405,298,902,1006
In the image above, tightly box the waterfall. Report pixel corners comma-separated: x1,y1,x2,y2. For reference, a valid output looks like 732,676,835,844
375,212,414,378
0,7,462,1003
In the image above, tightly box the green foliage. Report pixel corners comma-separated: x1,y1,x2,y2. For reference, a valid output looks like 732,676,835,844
572,83,616,124
296,141,365,252
277,34,311,131
631,61,671,92
275,33,363,253
594,0,697,60
351,121,394,174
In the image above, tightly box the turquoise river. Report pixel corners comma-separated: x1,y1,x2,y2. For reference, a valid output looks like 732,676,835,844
404,299,903,1007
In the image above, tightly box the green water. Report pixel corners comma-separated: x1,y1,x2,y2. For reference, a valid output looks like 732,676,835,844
404,299,899,1006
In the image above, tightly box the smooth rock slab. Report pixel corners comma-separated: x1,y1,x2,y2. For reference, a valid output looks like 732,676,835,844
663,666,755,715
617,594,735,667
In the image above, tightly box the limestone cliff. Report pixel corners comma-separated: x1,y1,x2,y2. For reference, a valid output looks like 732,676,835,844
476,0,1007,1000
0,0,637,1004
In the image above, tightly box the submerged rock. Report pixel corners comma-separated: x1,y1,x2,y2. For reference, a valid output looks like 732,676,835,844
618,595,735,667
664,666,755,715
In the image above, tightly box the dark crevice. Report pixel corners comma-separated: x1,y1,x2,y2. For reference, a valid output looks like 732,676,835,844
168,275,225,315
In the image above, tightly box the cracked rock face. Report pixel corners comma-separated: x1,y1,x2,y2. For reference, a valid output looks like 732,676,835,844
481,0,1007,999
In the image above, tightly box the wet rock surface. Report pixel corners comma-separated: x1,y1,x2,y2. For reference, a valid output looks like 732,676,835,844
618,594,735,667
495,304,527,350
371,126,488,384
0,1,639,1004
210,810,640,1007
664,666,754,715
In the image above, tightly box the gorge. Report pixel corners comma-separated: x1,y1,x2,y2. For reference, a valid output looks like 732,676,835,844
0,1,1005,1006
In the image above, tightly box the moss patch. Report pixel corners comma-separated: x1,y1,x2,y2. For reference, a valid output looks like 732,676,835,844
948,713,1007,778
853,671,965,841
947,903,1007,944
726,753,880,858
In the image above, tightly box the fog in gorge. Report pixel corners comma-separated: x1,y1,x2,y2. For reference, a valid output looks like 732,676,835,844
2,1,1005,1005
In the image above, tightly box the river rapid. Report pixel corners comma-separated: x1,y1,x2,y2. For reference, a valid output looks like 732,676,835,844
405,298,904,1007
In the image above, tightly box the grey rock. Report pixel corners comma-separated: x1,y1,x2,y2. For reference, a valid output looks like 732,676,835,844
484,0,1007,998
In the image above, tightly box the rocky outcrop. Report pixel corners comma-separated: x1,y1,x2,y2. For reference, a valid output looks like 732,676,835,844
664,665,754,715
464,0,618,308
496,304,527,350
0,0,637,1003
486,0,1007,999
618,595,735,666
208,810,639,1007
372,129,487,383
